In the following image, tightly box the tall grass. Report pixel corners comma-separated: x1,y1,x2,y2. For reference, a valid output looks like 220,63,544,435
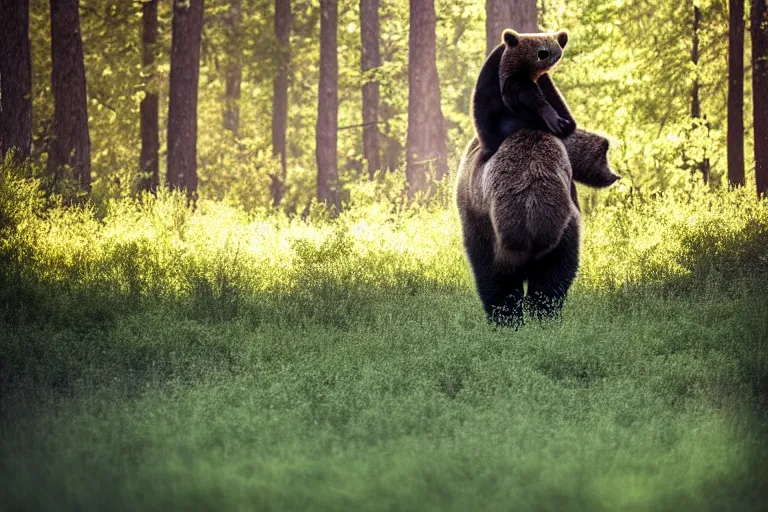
3,165,767,314
1,163,767,510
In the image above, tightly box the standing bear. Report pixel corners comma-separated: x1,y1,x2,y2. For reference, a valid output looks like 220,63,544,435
458,29,618,326
457,130,618,326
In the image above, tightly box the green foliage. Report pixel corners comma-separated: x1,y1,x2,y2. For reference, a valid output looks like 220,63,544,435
9,3,766,504
2,167,767,323
23,0,750,208
2,167,768,508
0,158,46,247
580,183,768,290
3,293,768,511
544,0,736,194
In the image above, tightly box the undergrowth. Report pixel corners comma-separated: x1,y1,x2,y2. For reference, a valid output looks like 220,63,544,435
1,163,768,511
2,163,767,324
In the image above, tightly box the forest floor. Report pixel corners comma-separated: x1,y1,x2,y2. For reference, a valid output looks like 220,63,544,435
2,176,768,510
2,287,768,511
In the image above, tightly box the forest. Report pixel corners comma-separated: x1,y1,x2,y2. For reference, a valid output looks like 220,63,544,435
1,0,768,509
0,0,765,205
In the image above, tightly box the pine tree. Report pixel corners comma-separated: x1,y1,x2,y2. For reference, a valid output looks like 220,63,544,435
316,0,339,209
223,0,242,137
167,0,204,200
753,0,768,197
405,0,447,194
48,0,91,194
0,0,33,160
728,0,745,188
485,0,537,55
138,0,159,195
360,0,381,179
271,0,290,205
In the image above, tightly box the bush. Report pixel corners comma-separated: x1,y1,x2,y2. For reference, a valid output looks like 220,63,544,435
580,185,768,293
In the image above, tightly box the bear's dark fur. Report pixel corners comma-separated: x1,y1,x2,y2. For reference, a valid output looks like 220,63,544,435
472,29,576,160
456,129,618,326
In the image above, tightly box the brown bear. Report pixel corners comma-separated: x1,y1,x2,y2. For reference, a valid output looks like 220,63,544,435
457,129,619,326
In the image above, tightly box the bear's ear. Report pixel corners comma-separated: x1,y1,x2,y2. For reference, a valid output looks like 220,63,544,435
601,138,610,154
555,30,568,49
503,29,520,47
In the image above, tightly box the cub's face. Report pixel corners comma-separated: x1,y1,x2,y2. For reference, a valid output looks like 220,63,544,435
499,29,569,82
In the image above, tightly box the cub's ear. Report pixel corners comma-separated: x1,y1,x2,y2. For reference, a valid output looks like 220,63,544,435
502,29,520,47
601,138,610,154
555,30,568,49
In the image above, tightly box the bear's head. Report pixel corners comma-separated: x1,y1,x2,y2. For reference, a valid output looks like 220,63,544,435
498,29,569,83
562,130,620,188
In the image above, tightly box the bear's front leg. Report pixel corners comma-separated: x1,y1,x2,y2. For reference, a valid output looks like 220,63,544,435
502,78,573,137
537,73,577,135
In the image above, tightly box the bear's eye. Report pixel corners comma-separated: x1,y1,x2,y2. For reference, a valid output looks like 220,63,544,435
538,50,550,60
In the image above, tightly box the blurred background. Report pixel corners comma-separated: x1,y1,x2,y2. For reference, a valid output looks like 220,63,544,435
1,0,765,212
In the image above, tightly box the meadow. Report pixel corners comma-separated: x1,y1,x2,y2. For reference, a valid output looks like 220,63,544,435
2,165,768,511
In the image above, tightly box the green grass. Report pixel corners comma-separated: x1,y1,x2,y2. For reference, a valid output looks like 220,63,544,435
1,167,768,510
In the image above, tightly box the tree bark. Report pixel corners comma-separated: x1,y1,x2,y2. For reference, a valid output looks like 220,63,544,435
405,0,447,195
167,0,204,200
271,0,290,206
691,5,710,184
316,0,338,209
138,0,159,195
485,0,537,56
48,0,90,193
360,0,381,179
753,0,768,198
691,7,701,120
223,0,242,137
728,0,745,188
0,0,33,160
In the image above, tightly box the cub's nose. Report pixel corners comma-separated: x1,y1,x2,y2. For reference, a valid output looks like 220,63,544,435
538,49,550,60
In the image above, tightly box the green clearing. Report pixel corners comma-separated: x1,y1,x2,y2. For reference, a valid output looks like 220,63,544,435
2,169,768,510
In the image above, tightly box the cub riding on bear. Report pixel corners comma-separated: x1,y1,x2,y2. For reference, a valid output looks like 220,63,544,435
457,29,619,327
473,29,576,159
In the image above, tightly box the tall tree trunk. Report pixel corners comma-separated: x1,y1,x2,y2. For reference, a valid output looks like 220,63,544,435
691,5,710,184
271,0,290,206
753,0,768,197
405,0,447,195
0,0,33,160
379,6,401,172
223,0,242,137
728,0,745,188
138,0,159,195
485,0,537,56
360,0,381,179
167,0,204,200
316,0,338,209
48,0,90,193
691,7,701,120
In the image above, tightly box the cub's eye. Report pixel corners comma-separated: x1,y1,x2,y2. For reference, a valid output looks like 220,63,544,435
538,50,550,60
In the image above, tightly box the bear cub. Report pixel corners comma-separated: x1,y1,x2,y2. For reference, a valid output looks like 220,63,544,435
472,29,576,160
